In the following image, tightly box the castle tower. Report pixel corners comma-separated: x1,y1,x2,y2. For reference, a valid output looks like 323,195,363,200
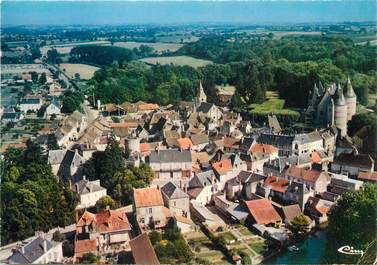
344,77,357,121
197,81,207,104
334,83,348,137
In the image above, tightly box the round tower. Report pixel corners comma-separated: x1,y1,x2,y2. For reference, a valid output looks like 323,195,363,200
344,77,357,120
334,83,348,137
126,137,140,154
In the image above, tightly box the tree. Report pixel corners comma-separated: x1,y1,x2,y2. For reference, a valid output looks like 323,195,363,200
95,195,117,212
81,252,100,264
47,49,61,64
289,214,310,235
237,63,265,105
52,230,65,242
39,72,47,84
324,184,377,264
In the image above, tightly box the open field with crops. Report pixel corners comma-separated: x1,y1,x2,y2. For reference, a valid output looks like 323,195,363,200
58,63,100,80
114,41,183,53
41,40,111,55
139,56,212,68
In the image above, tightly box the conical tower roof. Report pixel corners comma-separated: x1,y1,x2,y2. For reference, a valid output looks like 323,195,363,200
344,76,356,98
334,83,346,106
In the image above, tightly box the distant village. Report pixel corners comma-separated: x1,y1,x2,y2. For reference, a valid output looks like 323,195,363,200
1,61,376,265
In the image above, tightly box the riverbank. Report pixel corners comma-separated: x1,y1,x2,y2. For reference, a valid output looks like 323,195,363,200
263,229,328,264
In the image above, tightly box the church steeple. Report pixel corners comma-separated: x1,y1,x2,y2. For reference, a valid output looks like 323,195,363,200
197,81,207,104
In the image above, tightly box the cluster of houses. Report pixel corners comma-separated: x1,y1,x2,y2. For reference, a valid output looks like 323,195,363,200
4,82,377,264
1,64,65,125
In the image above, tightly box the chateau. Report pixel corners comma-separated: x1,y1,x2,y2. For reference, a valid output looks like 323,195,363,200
305,78,357,137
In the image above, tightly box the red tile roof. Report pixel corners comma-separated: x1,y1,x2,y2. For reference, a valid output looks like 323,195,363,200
177,138,193,150
138,103,159,111
134,187,164,208
130,233,160,265
284,166,324,183
310,151,321,163
74,239,97,255
264,176,289,193
212,159,233,175
76,209,131,233
358,171,377,182
245,199,282,225
140,143,150,154
251,143,278,154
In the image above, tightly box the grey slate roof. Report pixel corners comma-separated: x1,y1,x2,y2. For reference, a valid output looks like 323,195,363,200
196,102,214,113
189,170,216,188
2,112,21,120
149,149,191,163
8,236,53,264
20,98,41,105
257,133,294,147
72,179,106,195
161,182,189,199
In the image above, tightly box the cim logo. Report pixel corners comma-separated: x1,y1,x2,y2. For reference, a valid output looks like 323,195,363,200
337,246,364,256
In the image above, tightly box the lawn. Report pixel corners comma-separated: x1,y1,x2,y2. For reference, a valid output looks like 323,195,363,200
249,98,300,116
139,56,212,68
217,232,237,243
249,241,266,254
114,41,183,53
58,63,100,80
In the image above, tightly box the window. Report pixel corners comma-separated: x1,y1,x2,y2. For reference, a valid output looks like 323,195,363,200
173,201,176,207
149,208,152,214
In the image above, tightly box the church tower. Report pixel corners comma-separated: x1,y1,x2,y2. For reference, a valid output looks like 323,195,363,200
344,77,357,121
196,81,207,105
334,83,348,137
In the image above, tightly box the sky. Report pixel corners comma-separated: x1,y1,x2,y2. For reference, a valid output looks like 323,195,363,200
1,1,376,26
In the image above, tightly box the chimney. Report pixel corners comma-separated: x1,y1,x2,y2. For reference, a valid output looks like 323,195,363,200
43,240,47,253
106,205,110,210
83,175,86,181
21,246,25,254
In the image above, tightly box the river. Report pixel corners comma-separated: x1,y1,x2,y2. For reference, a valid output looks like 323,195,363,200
264,230,328,264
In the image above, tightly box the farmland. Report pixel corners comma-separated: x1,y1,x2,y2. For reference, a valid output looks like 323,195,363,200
40,40,111,56
139,55,212,68
58,63,100,80
114,41,183,53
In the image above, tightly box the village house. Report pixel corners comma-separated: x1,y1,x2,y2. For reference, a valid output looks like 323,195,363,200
225,171,265,200
292,131,324,156
148,149,192,185
8,235,63,264
71,177,107,210
44,101,61,118
187,170,219,205
257,133,295,156
19,97,43,113
160,182,190,218
327,173,363,195
244,198,282,227
190,200,225,230
2,111,24,123
133,187,168,230
330,151,374,176
305,196,334,224
190,133,209,151
48,149,86,182
74,208,132,261
196,102,223,124
55,111,88,147
283,166,330,193
275,204,314,229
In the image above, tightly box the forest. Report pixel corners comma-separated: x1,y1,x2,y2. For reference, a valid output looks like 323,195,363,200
1,141,78,245
82,34,376,110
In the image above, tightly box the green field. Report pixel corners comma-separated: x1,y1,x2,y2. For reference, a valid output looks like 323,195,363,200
139,56,212,68
250,98,298,115
114,41,183,53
